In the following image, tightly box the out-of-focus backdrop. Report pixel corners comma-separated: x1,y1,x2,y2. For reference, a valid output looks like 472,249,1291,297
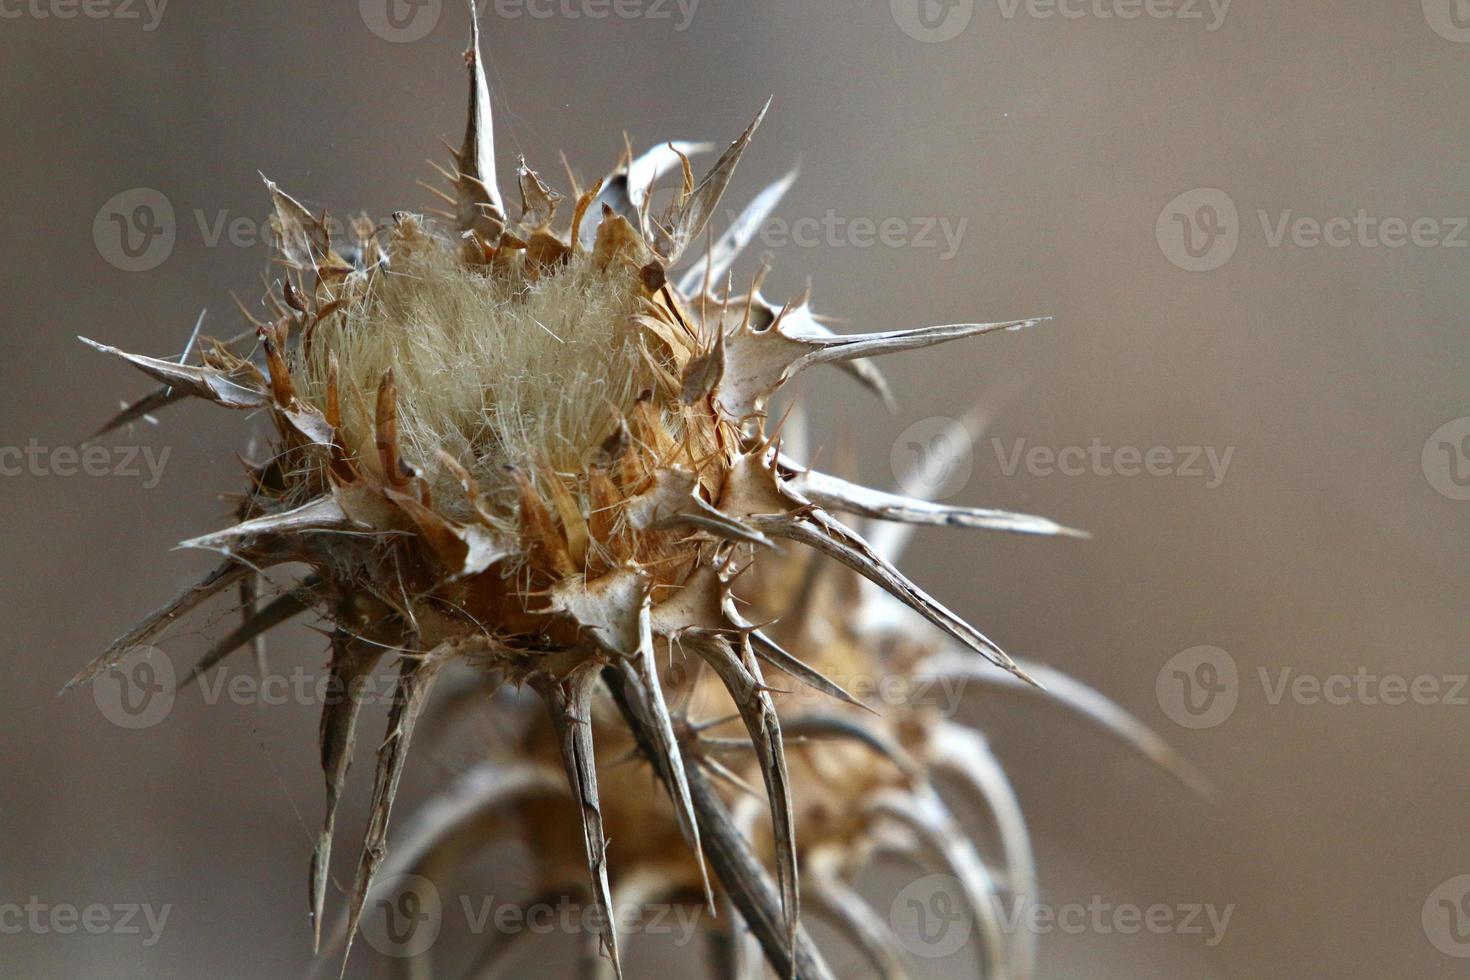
2,1,1467,977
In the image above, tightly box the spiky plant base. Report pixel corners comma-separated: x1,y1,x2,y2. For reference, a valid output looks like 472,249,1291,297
70,8,1203,978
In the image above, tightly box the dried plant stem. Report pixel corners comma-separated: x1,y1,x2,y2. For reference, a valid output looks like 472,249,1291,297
601,668,835,980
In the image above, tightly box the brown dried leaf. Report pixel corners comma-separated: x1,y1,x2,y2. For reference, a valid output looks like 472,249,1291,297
80,337,266,410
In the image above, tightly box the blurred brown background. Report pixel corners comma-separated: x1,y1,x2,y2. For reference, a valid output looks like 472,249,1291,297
2,1,1468,977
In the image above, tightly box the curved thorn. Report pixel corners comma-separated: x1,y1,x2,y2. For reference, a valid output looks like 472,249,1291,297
80,336,266,409
619,595,712,909
926,722,1037,980
178,495,358,551
532,667,622,979
89,384,189,441
788,468,1089,540
603,669,834,980
678,165,799,296
64,557,255,692
806,856,911,980
779,711,921,781
869,788,1008,980
663,99,772,264
921,650,1213,799
747,630,875,715
179,581,315,692
688,635,800,957
310,630,387,953
761,512,1040,689
310,759,564,972
339,648,450,978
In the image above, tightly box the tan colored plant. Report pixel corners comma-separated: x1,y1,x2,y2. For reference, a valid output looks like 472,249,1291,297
70,7,1201,977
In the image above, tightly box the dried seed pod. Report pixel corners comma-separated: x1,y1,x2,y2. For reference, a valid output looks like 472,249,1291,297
72,6,1202,979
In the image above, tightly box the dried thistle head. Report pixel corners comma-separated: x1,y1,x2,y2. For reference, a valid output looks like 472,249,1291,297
71,7,1201,978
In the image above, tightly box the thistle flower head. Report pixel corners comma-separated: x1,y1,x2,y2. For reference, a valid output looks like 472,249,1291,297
72,8,1201,977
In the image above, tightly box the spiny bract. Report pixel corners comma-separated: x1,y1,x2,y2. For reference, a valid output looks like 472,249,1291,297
72,8,1202,978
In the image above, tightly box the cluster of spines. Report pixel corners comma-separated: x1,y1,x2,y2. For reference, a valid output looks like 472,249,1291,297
68,5,1207,979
